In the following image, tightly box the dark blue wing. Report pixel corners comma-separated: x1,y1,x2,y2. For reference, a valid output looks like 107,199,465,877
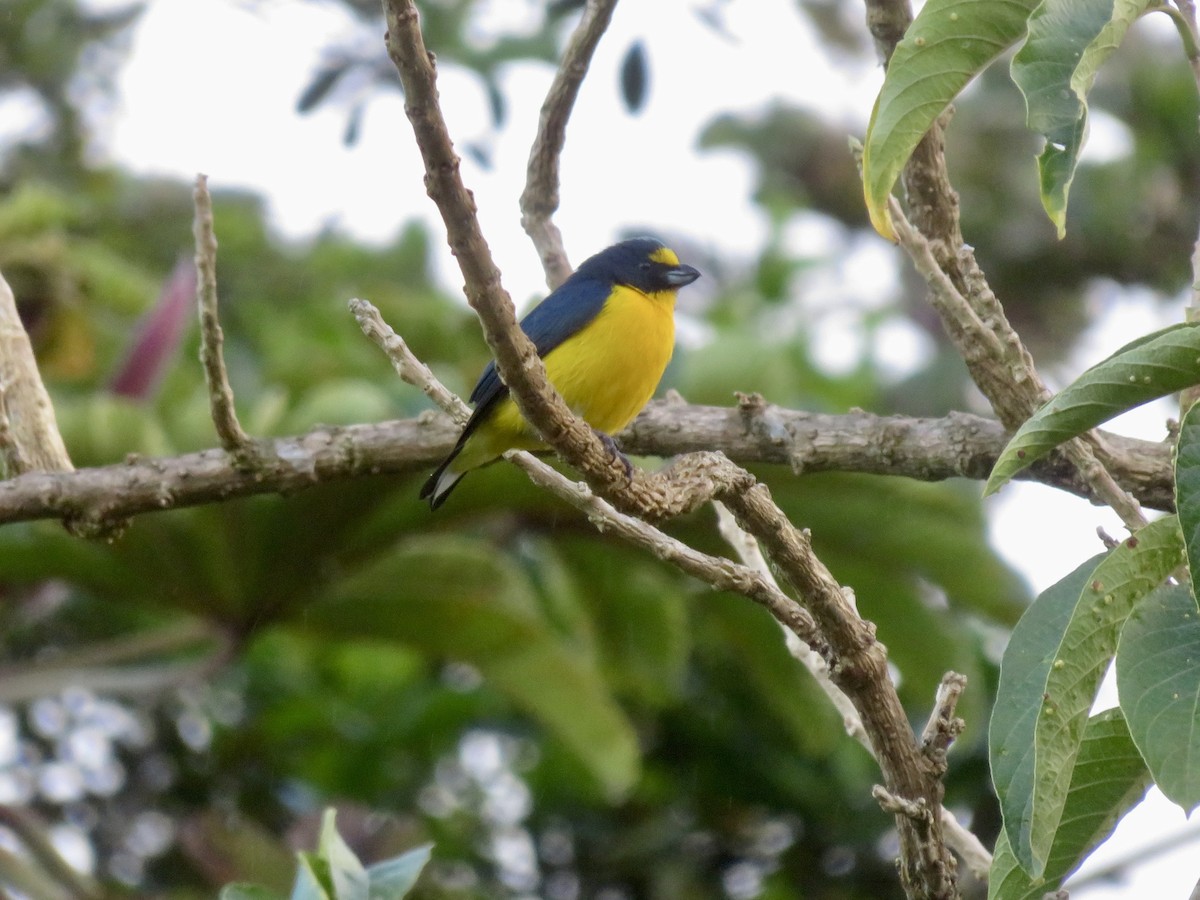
467,275,610,410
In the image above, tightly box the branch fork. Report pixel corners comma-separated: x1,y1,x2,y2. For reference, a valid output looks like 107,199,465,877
379,2,971,896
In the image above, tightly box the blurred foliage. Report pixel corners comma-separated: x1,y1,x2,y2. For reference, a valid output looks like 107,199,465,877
20,0,1200,896
0,0,142,182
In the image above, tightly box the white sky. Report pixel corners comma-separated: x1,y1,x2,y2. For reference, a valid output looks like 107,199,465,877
65,0,1200,896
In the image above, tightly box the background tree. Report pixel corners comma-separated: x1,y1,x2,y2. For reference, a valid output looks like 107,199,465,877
0,1,1195,898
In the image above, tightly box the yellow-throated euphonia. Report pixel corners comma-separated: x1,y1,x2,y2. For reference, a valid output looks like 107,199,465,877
421,237,701,508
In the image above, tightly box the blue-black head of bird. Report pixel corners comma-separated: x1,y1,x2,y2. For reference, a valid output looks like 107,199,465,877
574,237,701,293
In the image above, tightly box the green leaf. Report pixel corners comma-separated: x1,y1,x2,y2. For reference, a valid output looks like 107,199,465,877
221,886,283,900
986,323,1200,494
317,810,369,900
307,536,641,799
1011,0,1149,237
1117,583,1200,810
991,553,1103,880
1176,400,1200,584
367,844,433,899
988,709,1152,899
862,0,1039,238
990,515,1180,877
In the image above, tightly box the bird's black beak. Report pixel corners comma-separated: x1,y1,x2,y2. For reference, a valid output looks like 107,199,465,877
665,263,701,287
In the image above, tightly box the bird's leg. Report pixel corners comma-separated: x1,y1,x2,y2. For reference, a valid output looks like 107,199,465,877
593,428,634,481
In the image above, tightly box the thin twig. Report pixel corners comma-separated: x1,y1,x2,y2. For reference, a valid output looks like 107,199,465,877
713,501,868,745
873,785,931,822
382,0,648,509
919,672,967,767
520,0,620,288
193,174,253,461
350,299,469,424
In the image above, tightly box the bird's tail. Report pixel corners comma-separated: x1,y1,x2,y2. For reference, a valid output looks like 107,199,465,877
419,448,467,510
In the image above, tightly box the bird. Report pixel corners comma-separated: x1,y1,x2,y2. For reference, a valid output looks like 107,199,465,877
421,237,701,509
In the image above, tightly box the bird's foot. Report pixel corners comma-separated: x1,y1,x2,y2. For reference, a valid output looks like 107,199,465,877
594,429,634,481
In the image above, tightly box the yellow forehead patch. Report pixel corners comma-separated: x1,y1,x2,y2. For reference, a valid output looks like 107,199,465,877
650,246,679,266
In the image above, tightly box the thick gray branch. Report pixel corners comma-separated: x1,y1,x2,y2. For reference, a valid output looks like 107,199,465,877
0,402,1172,527
0,270,74,476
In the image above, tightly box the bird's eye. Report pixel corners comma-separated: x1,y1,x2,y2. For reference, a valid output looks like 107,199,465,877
639,261,652,272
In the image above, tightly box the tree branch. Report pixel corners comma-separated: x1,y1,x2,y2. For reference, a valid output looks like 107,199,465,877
0,269,73,477
382,6,962,888
381,0,638,505
520,0,620,288
715,501,990,882
194,174,256,463
0,402,1173,527
888,198,1148,529
863,0,1148,534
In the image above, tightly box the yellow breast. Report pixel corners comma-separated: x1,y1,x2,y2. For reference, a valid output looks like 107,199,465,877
542,284,677,434
451,284,676,472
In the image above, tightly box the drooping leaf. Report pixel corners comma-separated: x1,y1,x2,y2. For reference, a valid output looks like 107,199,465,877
990,515,1180,877
986,323,1200,494
1175,399,1200,584
988,709,1151,899
991,554,1102,880
1010,0,1150,237
1117,583,1200,811
862,0,1039,238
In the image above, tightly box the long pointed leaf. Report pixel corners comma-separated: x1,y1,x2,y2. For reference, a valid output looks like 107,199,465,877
986,323,1200,494
862,0,1039,238
1011,0,1150,236
988,709,1152,899
990,515,1180,876
1175,399,1200,584
1116,583,1200,810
